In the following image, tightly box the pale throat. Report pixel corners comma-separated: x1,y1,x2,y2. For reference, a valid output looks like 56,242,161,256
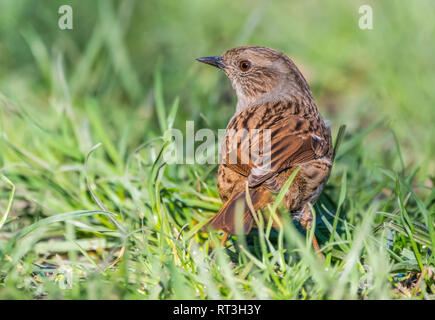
234,78,314,113
233,81,277,113
234,85,293,113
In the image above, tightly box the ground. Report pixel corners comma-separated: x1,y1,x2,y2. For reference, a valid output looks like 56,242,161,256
0,0,434,299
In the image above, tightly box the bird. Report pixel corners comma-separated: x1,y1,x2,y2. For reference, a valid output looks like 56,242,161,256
196,46,333,254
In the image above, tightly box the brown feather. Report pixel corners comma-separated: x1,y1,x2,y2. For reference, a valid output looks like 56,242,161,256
198,46,333,245
208,187,271,234
222,100,330,187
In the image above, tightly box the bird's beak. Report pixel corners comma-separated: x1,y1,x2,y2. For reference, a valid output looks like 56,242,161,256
196,56,225,69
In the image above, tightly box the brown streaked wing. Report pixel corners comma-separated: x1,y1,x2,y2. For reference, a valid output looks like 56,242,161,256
222,101,329,189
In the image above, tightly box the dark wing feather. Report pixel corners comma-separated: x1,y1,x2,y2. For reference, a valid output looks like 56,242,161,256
208,187,271,234
222,101,329,190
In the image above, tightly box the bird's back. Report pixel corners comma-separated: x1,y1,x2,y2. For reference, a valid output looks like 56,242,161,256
214,96,332,233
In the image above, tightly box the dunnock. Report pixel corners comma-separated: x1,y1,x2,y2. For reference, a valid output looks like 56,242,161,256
197,46,333,253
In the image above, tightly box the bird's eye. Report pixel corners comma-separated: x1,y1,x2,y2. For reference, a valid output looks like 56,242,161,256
239,60,251,71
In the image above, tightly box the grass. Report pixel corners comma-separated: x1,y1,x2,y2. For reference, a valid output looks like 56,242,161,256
0,0,434,299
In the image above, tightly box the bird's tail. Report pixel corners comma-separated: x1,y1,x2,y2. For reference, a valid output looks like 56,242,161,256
208,187,271,235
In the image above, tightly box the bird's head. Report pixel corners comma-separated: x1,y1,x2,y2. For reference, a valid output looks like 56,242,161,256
197,46,313,111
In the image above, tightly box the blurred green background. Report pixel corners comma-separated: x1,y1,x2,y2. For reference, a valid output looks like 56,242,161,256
0,0,434,299
1,0,434,175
